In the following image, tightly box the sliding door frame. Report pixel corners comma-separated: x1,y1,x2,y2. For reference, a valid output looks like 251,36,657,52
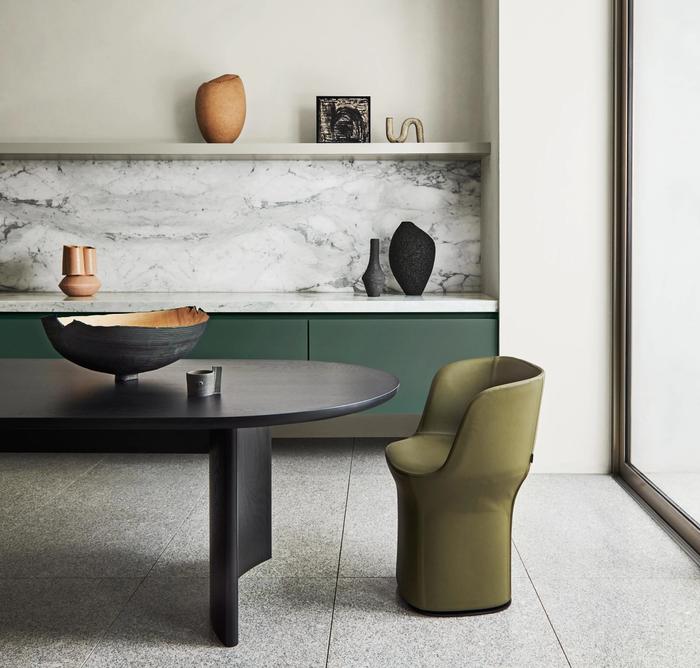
613,0,700,555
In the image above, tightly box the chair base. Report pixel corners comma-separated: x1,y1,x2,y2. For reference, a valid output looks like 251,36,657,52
400,596,512,617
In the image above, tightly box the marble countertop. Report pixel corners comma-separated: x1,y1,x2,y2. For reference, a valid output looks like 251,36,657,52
0,292,498,314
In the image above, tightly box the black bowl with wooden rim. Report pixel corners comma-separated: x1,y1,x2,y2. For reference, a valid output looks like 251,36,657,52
42,307,209,383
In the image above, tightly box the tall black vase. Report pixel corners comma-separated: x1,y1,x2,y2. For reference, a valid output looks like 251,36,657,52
361,238,385,297
389,221,435,296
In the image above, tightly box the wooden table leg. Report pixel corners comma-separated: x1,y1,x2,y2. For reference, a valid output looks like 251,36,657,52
209,427,272,647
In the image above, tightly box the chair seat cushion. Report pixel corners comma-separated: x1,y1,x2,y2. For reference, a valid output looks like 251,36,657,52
385,433,454,475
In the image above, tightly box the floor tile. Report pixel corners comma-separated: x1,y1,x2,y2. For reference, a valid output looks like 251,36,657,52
340,466,528,579
84,576,335,667
150,500,209,578
338,467,397,577
327,577,568,668
351,437,393,476
513,475,700,580
0,454,206,577
272,437,353,478
0,503,190,579
0,452,103,521
535,576,700,667
255,473,349,577
70,453,207,513
0,577,139,668
154,472,349,578
511,545,530,580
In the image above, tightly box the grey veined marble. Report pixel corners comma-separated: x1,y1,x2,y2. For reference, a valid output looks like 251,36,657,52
0,159,480,293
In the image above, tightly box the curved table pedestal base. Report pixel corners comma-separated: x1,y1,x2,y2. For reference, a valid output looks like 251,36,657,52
209,427,272,647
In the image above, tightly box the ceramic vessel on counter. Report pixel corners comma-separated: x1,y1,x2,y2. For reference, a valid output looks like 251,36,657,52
42,306,209,383
389,221,436,296
195,74,246,143
361,238,385,297
59,245,101,297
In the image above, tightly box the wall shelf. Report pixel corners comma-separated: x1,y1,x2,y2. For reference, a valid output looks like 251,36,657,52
0,291,498,314
0,141,490,162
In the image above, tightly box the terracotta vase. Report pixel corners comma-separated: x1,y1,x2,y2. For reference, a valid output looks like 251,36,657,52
59,245,101,297
62,245,85,275
59,274,102,297
82,246,97,275
195,74,246,143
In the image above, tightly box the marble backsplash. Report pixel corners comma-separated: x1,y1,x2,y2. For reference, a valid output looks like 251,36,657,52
0,159,480,293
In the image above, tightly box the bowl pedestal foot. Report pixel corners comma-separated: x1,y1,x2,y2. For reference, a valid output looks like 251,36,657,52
115,374,138,383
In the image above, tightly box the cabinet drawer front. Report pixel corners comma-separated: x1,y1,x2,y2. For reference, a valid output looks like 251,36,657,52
309,316,498,414
0,315,60,358
190,316,307,359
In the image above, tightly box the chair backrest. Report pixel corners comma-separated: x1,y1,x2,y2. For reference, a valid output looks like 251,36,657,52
439,357,544,482
417,357,495,435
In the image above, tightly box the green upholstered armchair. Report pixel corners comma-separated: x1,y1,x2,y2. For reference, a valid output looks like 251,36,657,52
385,356,544,613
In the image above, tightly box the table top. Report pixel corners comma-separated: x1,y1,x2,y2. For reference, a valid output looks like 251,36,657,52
0,359,399,430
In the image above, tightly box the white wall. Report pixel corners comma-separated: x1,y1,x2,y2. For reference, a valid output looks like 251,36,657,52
0,0,615,468
630,0,700,473
499,0,612,472
0,0,483,142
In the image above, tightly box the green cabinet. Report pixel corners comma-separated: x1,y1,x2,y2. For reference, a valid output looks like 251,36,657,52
0,312,498,414
308,315,498,414
190,315,306,360
0,314,60,358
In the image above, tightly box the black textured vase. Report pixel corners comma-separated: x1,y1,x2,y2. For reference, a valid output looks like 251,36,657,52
361,238,385,297
389,221,435,296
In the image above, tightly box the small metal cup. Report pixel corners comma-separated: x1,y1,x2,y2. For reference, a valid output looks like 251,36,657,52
186,365,222,398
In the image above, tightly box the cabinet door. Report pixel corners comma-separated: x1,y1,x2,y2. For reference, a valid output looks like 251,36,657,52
0,315,60,357
309,316,498,414
190,315,307,359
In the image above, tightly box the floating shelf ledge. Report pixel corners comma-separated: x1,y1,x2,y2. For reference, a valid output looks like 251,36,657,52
0,141,490,162
0,291,498,314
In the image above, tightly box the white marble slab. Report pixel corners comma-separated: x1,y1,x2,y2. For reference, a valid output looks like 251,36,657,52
0,292,497,314
0,159,480,293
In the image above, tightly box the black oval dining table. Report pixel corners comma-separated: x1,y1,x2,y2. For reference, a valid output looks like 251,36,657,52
0,358,399,647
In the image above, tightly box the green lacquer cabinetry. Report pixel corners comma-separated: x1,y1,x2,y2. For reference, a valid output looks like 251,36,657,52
308,315,498,413
0,314,60,358
189,315,307,360
0,312,497,414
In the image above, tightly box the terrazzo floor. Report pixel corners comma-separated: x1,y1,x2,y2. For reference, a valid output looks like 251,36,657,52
0,438,699,667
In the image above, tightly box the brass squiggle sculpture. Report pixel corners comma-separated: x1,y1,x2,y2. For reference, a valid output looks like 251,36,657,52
386,117,425,143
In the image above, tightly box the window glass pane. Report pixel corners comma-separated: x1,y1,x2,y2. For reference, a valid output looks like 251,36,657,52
630,0,700,524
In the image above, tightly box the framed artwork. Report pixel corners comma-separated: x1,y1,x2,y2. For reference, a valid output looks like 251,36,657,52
316,96,371,143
